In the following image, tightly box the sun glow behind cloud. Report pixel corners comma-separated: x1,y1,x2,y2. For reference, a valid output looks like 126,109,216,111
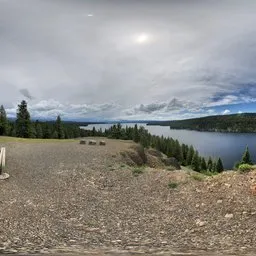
1,0,256,120
134,33,151,44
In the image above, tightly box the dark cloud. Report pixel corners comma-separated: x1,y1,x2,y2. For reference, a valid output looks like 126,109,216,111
137,102,167,113
19,89,34,100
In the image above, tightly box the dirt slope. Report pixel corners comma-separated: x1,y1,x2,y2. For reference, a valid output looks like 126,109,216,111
0,138,256,255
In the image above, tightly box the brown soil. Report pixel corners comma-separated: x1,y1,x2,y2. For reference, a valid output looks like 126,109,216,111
0,138,256,255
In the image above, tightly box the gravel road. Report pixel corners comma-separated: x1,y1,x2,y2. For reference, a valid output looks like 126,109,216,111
1,138,256,255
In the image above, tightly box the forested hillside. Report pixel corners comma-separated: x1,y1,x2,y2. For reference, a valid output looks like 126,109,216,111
148,113,256,133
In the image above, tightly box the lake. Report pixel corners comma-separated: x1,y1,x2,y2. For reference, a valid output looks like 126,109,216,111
82,123,256,169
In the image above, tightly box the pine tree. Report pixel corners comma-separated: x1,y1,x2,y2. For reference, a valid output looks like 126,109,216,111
212,161,217,172
207,157,213,172
92,126,96,137
16,100,32,138
30,124,37,138
140,128,150,148
35,121,43,138
55,115,65,139
174,140,183,163
181,144,188,165
116,123,122,139
216,158,224,173
241,146,253,165
191,151,200,172
0,105,8,136
201,157,207,171
133,124,140,143
52,130,58,139
43,124,51,139
186,145,195,166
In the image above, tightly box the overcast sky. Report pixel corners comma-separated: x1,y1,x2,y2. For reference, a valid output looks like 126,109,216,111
1,0,256,120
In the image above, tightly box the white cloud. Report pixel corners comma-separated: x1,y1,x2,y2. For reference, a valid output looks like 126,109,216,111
222,109,231,115
1,1,256,120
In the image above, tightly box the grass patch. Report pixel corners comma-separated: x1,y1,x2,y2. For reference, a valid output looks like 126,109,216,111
166,166,176,171
0,136,76,143
238,164,253,173
201,170,219,176
191,173,204,181
132,167,144,177
168,182,179,189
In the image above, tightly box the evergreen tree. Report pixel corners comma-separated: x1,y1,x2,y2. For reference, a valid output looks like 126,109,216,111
43,124,51,139
186,145,195,165
16,100,32,138
35,121,43,138
212,161,217,172
216,158,224,173
201,157,207,171
0,105,8,135
30,124,37,138
116,123,122,139
140,127,150,148
181,144,188,164
191,151,200,172
241,146,253,165
174,140,183,163
207,157,213,172
133,124,140,143
55,115,65,139
92,126,96,137
52,130,58,139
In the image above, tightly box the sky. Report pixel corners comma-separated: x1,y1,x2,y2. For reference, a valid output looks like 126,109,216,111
1,0,256,121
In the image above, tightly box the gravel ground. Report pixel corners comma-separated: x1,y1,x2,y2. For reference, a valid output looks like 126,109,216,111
1,138,256,255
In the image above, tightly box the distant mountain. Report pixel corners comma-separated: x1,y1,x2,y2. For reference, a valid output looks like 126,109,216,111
147,113,256,133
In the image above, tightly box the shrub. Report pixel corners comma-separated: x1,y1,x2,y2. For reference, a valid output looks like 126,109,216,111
167,166,176,171
136,145,147,164
168,182,178,189
132,167,144,176
191,173,204,181
201,170,219,176
238,164,253,173
233,161,240,170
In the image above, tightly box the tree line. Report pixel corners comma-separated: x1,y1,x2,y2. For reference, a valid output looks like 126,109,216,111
84,123,225,173
0,100,81,139
4,100,254,174
148,113,256,133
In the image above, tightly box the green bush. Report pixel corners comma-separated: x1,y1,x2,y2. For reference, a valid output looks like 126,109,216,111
238,164,253,173
191,173,204,181
132,167,144,176
167,166,176,171
233,161,240,170
201,170,219,176
168,182,178,189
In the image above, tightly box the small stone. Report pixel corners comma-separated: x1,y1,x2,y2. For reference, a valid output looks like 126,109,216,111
242,211,247,215
225,213,234,219
195,204,200,208
196,219,206,227
217,200,223,204
201,203,206,207
224,183,231,188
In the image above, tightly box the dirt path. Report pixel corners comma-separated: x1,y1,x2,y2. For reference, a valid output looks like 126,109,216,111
1,138,256,255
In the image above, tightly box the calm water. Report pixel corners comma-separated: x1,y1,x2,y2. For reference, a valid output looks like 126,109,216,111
82,123,256,169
